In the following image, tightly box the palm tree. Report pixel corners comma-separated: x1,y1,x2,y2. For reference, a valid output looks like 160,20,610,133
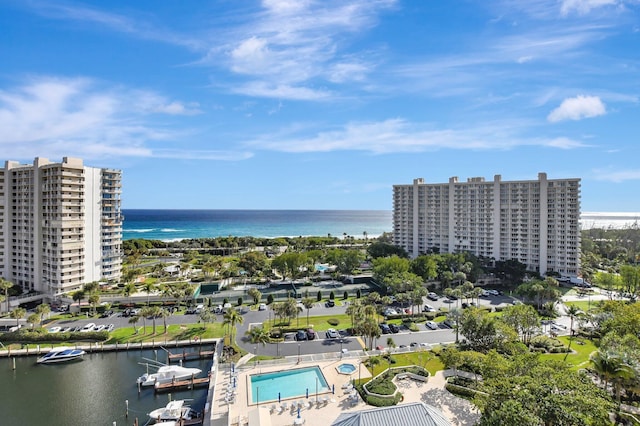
447,307,463,343
159,308,170,334
143,282,155,306
129,315,140,334
223,309,244,343
71,290,85,314
88,293,100,316
27,313,39,330
141,306,161,334
0,279,13,313
246,326,270,345
301,297,314,326
565,304,581,358
590,350,634,400
35,303,50,325
10,307,26,327
121,282,137,307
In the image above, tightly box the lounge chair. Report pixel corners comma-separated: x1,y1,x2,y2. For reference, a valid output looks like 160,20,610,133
306,400,314,409
281,402,289,412
269,404,276,414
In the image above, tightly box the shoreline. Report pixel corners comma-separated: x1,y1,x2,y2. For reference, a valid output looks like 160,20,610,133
0,337,219,359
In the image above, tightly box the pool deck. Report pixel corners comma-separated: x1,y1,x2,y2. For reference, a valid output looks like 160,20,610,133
208,356,480,426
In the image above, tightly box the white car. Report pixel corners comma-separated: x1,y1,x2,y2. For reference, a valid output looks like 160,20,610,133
258,303,267,311
425,321,439,330
47,326,62,333
326,328,340,339
422,304,436,312
80,323,96,332
93,324,106,332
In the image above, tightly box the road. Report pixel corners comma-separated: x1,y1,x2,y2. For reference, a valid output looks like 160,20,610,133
45,289,594,356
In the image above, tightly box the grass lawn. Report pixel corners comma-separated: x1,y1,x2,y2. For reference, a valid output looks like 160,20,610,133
539,335,598,370
265,313,354,332
366,352,445,379
105,323,225,344
564,300,603,313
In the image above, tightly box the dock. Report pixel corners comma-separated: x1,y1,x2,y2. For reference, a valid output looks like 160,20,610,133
168,349,215,363
154,374,211,393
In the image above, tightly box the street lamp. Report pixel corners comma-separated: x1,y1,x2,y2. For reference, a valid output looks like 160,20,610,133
340,339,343,359
297,343,301,364
254,345,258,368
358,360,362,384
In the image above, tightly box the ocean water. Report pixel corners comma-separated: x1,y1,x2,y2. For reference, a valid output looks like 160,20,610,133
122,210,640,242
122,209,393,241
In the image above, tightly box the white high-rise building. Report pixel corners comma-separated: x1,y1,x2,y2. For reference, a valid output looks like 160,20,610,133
393,173,581,277
0,157,122,296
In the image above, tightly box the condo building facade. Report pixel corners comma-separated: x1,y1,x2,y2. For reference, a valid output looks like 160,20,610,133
0,157,122,297
393,173,581,277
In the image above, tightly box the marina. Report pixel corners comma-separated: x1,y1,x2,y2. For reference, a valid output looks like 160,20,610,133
0,344,215,426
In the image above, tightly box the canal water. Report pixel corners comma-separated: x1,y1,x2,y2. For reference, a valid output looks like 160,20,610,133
0,348,212,426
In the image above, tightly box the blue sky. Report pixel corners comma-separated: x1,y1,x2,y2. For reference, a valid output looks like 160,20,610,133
1,0,639,211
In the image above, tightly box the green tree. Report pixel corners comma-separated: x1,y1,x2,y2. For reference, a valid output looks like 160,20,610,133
590,350,635,400
71,290,85,313
301,297,315,326
247,288,262,305
10,307,26,327
143,281,155,306
27,313,40,330
128,315,140,334
88,293,100,316
0,279,14,313
223,308,244,343
246,326,270,345
121,282,137,306
501,304,540,345
35,303,51,325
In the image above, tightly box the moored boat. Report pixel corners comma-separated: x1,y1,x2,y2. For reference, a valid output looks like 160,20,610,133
36,347,86,364
137,365,202,387
148,399,199,422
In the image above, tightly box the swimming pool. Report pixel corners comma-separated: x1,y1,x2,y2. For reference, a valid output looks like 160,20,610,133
249,367,330,404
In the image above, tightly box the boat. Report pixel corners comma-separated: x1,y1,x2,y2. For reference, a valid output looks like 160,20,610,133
137,365,203,387
36,347,86,364
148,400,199,422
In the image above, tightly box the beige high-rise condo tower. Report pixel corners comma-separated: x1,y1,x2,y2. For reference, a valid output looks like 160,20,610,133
393,173,581,277
0,157,123,297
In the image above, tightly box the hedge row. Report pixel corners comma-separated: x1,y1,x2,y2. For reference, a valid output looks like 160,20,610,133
0,329,109,343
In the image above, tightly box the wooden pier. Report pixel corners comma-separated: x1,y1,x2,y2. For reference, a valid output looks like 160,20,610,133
168,349,215,363
154,374,211,393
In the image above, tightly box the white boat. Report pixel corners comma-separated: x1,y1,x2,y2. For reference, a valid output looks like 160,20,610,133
137,365,202,386
148,400,198,422
37,347,86,364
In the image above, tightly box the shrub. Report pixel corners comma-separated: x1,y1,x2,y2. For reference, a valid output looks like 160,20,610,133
267,294,274,304
237,297,243,306
356,289,362,298
329,291,335,300
343,291,348,300
364,393,401,407
317,291,322,302
327,318,340,326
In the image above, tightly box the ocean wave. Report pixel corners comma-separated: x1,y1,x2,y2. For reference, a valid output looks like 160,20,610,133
128,229,156,233
160,228,181,232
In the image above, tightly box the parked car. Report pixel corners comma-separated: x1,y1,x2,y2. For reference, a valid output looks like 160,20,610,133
106,324,115,332
80,323,96,332
93,324,106,332
325,300,335,307
48,326,62,333
296,330,307,341
258,303,267,311
422,304,436,312
306,328,316,340
326,328,340,339
379,323,391,334
427,292,439,301
425,321,439,330
389,323,400,333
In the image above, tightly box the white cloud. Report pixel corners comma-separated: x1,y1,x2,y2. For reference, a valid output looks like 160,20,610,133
0,76,239,161
547,95,606,122
593,168,640,182
231,82,332,100
560,0,620,16
247,118,588,154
